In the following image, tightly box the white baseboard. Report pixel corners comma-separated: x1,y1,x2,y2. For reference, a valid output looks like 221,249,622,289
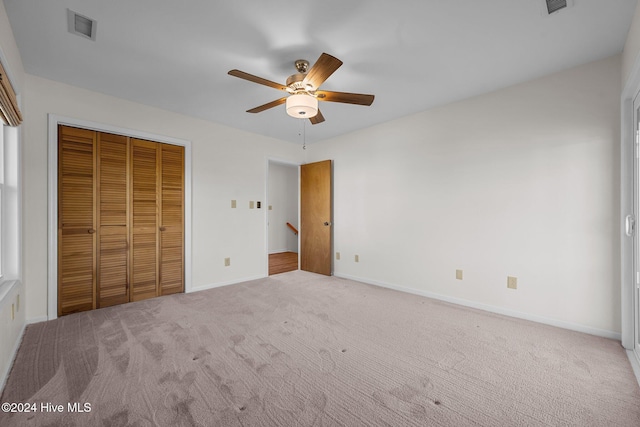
28,316,49,325
627,350,640,388
189,275,267,293
335,273,621,341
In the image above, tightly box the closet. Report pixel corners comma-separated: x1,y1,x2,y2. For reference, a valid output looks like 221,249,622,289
58,125,184,316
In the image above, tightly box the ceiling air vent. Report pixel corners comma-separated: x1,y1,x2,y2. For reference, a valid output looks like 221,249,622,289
546,0,567,14
67,9,97,41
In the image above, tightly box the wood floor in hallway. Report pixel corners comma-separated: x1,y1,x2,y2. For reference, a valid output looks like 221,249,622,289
269,251,298,275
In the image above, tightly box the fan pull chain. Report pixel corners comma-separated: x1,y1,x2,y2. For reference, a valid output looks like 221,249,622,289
297,118,307,150
303,119,307,150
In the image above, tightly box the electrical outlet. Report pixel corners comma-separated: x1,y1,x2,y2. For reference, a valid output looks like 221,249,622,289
355,254,359,262
224,257,231,267
456,269,463,280
507,276,517,290
249,201,255,209
336,252,341,260
257,201,261,209
231,200,236,208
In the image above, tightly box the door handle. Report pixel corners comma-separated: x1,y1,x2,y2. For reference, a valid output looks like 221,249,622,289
88,228,96,234
323,222,331,227
159,226,167,231
626,215,635,237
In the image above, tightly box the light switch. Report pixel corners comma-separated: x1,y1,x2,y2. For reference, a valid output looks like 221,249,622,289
249,201,255,209
231,200,236,208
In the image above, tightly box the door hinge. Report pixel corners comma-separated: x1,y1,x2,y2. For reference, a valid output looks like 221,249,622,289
636,271,640,286
636,130,640,158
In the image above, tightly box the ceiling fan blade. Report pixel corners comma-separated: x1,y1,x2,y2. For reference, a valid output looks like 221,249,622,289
246,97,287,113
310,109,325,125
316,90,375,106
304,53,343,90
228,69,287,91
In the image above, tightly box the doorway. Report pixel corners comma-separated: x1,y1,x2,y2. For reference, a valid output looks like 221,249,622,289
267,160,299,275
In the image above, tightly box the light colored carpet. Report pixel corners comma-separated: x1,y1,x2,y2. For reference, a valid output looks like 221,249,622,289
1,271,639,426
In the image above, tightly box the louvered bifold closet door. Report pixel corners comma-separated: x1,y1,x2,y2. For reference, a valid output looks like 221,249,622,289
130,139,159,301
159,144,184,295
97,132,130,307
58,126,96,316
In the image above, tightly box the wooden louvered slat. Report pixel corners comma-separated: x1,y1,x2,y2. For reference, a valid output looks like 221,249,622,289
130,139,159,302
58,125,96,316
159,144,184,295
97,132,130,308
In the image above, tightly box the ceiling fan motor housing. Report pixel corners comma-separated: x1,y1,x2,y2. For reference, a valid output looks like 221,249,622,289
286,73,313,93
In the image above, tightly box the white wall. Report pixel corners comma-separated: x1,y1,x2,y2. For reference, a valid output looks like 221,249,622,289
268,162,298,254
623,1,640,85
307,55,622,336
22,74,304,320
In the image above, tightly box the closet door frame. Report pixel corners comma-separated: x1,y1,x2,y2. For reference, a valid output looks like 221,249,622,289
47,115,192,320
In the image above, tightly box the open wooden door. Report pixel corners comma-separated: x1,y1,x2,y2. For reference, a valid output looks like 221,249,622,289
300,160,332,275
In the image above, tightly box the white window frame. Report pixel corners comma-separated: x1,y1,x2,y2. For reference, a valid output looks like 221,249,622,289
0,121,22,288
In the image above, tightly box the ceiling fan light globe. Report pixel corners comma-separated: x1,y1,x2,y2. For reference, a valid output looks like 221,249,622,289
286,94,318,119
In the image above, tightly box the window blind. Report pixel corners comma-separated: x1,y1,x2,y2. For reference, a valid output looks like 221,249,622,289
0,60,22,127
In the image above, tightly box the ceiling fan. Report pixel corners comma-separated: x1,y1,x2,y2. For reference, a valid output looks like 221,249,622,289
228,53,374,125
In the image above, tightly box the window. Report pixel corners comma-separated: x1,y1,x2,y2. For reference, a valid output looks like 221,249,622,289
0,123,19,282
0,56,22,291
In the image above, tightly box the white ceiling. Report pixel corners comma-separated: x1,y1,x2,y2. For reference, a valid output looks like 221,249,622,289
3,0,638,144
